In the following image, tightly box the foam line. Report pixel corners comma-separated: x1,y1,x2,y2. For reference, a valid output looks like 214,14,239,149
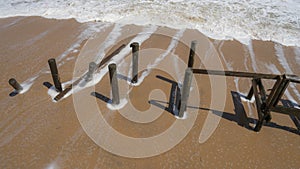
274,44,300,102
0,17,24,30
294,47,300,65
19,23,109,95
94,24,123,63
218,41,240,91
1,0,299,46
247,40,258,72
274,44,293,74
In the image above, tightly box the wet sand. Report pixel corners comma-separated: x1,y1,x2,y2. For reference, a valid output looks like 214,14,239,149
0,16,300,168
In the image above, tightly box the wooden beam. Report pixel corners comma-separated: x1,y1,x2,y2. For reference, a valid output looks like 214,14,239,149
270,106,300,116
192,69,280,79
286,74,300,84
54,44,126,101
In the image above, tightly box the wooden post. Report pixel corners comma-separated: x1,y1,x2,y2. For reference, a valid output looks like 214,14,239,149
108,63,120,105
175,85,181,113
8,78,23,92
256,78,272,122
188,40,197,68
48,58,62,92
168,84,176,112
178,68,193,117
85,62,97,82
272,76,290,107
130,42,139,83
252,78,263,132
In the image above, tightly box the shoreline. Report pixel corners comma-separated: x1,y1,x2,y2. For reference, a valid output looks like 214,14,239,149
2,15,300,48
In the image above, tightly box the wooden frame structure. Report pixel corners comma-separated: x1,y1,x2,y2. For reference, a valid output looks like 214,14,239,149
192,69,300,132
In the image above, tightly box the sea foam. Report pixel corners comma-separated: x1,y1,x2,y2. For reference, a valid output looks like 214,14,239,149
0,0,299,47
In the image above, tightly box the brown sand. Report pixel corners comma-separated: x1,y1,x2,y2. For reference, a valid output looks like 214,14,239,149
0,16,300,168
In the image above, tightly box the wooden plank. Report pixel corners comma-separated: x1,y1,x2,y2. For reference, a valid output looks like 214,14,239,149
286,74,300,84
98,44,126,68
192,69,280,79
270,106,300,116
54,44,126,101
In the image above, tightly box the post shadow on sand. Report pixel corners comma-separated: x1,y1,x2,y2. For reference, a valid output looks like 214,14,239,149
43,82,53,89
208,91,299,135
230,91,251,129
9,91,19,97
91,92,112,104
117,73,132,83
281,99,300,130
236,91,300,132
148,75,182,116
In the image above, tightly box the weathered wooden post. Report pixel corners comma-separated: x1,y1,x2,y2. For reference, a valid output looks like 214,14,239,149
257,78,272,122
252,78,264,131
270,75,290,107
175,85,181,113
178,68,193,117
85,62,97,82
168,84,176,112
108,63,120,105
130,42,139,83
8,78,23,92
48,58,62,92
188,40,197,68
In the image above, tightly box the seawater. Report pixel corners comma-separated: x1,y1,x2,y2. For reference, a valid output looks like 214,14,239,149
0,0,299,46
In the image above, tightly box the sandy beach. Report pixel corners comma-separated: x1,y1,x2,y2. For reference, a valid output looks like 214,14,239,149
0,16,300,168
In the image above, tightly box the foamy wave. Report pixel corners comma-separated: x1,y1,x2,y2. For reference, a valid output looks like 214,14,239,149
0,0,299,46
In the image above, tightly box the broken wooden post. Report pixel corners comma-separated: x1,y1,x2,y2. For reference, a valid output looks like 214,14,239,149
188,40,197,68
85,62,97,82
108,63,120,105
8,78,23,92
48,58,62,92
178,68,193,117
130,42,139,83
